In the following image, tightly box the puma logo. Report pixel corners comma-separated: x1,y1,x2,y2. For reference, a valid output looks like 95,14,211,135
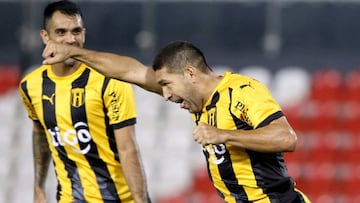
240,82,253,89
42,94,55,105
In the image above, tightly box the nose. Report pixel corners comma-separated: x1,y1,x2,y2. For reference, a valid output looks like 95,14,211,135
64,33,76,44
162,88,171,101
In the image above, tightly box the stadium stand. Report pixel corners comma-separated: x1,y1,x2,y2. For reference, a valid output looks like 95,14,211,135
2,1,360,203
2,63,360,202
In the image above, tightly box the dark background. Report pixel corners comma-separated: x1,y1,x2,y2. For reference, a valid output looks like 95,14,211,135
1,1,360,74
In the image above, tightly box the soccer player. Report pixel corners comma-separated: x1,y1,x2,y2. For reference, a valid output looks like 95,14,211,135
42,39,311,202
19,1,150,202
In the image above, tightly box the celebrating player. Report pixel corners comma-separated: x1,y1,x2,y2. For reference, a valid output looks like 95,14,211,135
42,36,311,203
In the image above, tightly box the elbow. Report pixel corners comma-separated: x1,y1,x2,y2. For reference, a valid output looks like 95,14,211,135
286,138,297,152
284,129,297,152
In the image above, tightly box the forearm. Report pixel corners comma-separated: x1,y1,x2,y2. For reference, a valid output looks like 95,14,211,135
224,117,297,153
225,130,295,153
69,47,162,94
120,149,149,202
33,129,51,190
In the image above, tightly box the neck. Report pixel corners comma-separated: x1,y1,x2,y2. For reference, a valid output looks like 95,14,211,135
200,72,223,103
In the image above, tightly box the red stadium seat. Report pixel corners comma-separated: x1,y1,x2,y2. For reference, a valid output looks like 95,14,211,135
190,168,222,203
157,194,188,203
327,162,360,202
299,161,338,195
306,131,354,163
338,163,360,198
0,65,21,94
343,69,360,102
191,168,215,194
348,132,360,160
302,101,341,132
283,105,307,131
158,167,223,203
310,69,343,102
340,102,360,131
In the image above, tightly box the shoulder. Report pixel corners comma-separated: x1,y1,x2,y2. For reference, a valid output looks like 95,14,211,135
228,72,253,81
225,73,273,102
222,72,260,89
108,78,133,92
100,77,133,96
23,65,49,79
20,65,48,83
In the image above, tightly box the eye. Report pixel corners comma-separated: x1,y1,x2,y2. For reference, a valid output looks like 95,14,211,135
72,28,83,35
158,80,169,87
55,29,66,36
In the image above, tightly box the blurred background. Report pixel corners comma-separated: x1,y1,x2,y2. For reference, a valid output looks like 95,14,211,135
1,0,360,202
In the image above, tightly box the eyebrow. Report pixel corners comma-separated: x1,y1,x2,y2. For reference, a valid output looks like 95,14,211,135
54,26,83,32
72,27,84,31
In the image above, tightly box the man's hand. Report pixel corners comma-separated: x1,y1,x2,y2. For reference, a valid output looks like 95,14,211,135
42,40,72,65
193,122,227,145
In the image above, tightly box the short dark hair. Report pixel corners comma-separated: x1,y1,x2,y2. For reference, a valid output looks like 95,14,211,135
152,41,212,74
43,0,83,29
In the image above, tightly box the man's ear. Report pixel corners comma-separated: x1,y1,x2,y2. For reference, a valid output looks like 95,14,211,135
82,28,86,44
40,29,49,45
184,65,196,79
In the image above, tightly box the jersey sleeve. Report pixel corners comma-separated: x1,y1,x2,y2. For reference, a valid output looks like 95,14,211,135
19,80,39,121
103,79,137,129
232,78,282,129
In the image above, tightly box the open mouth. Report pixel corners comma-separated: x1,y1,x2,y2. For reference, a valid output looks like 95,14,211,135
179,100,187,109
173,98,187,109
175,99,184,104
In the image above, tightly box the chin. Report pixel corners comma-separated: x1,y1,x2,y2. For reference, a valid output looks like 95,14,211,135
64,58,77,66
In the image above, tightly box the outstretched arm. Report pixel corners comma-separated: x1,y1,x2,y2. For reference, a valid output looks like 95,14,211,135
42,41,162,95
33,121,51,203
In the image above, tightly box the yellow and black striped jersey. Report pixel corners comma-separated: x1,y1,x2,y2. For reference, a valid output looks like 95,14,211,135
19,63,136,203
192,72,306,202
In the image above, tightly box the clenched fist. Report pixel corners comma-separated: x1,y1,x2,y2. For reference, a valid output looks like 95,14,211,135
193,122,227,145
42,40,73,65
